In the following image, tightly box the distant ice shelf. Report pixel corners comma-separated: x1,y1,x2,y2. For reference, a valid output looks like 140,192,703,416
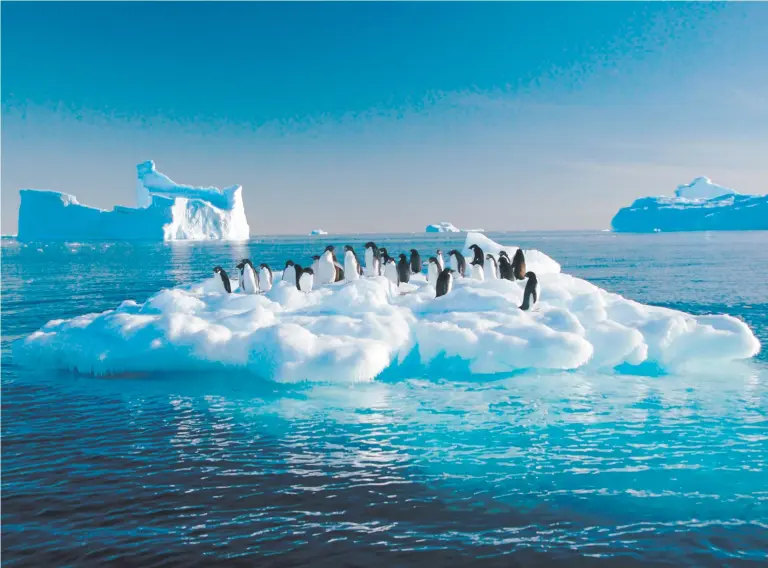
611,176,767,233
17,161,250,241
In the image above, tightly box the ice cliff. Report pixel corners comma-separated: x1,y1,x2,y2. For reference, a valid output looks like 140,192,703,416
17,161,250,241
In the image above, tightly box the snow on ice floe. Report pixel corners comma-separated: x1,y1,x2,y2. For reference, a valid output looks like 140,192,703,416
612,176,767,232
309,229,328,236
13,233,760,382
426,222,461,233
17,161,250,241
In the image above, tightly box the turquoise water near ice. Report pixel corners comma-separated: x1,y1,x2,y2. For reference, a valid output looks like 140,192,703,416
2,231,767,566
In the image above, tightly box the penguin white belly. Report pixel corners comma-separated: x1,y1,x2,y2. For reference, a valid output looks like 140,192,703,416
317,253,336,285
364,249,375,277
436,255,445,272
449,256,459,274
242,266,259,294
238,271,245,292
384,261,399,286
344,252,360,281
259,268,272,292
471,265,485,281
486,263,497,280
299,271,314,293
427,263,438,284
283,266,296,284
311,259,320,275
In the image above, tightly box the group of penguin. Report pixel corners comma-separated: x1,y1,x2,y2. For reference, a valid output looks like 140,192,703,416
212,241,540,310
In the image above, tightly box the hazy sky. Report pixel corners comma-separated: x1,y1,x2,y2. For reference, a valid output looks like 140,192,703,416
2,2,767,235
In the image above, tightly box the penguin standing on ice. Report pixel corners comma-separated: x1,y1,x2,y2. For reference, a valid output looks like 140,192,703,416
468,244,484,267
316,246,337,285
282,260,297,285
379,247,393,267
498,255,515,281
343,245,362,281
213,266,232,293
435,268,454,298
299,267,314,293
427,257,440,284
259,263,273,293
397,253,411,284
383,257,399,288
519,272,540,311
436,249,445,272
409,249,422,275
448,250,466,277
364,242,381,277
470,260,485,281
236,259,259,294
512,249,527,281
485,254,498,280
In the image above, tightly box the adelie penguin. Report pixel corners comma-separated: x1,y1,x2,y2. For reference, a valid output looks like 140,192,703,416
409,249,422,275
467,244,484,280
343,245,362,281
397,253,411,284
485,254,498,280
512,248,527,281
383,257,399,288
236,259,259,294
498,254,515,281
298,267,314,293
519,271,540,311
435,268,454,298
258,263,273,293
470,260,485,281
282,260,297,285
213,266,232,294
448,250,466,277
317,245,337,285
468,244,484,267
427,257,440,284
364,242,381,277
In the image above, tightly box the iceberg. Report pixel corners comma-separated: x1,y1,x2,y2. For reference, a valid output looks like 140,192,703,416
611,176,767,233
17,161,250,241
426,222,460,233
13,233,759,382
309,229,328,236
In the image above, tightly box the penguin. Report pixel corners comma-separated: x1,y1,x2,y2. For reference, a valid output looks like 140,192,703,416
498,250,510,263
470,260,485,281
299,267,314,293
213,266,232,294
316,246,337,285
468,244,484,267
448,249,466,277
409,249,422,275
427,257,440,284
379,247,392,266
485,254,498,280
258,263,273,293
436,249,445,272
383,257,399,288
236,259,259,294
343,245,362,281
310,255,320,275
498,255,515,281
519,271,540,311
364,242,381,277
435,268,454,298
292,264,304,290
397,253,411,284
512,248,527,281
282,260,297,285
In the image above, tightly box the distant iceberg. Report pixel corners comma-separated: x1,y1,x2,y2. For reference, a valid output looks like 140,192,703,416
426,222,460,233
17,161,250,241
611,176,767,233
309,229,328,236
14,233,759,382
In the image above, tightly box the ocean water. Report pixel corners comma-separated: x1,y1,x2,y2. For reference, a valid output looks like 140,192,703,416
2,231,767,566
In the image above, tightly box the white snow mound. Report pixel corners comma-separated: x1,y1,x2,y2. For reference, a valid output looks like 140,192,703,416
13,235,759,382
17,161,250,241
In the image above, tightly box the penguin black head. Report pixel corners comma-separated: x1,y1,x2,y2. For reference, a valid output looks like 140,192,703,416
285,260,295,268
428,257,438,264
213,266,224,274
344,245,353,252
448,249,460,257
379,247,388,254
410,249,418,255
312,255,320,261
303,267,314,275
365,241,377,249
325,245,335,252
436,249,443,255
259,263,271,270
236,261,245,270
399,253,407,261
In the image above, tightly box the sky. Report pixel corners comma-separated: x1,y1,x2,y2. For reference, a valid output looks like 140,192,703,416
2,1,767,235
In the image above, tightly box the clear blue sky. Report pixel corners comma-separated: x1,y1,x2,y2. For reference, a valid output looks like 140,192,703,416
2,2,767,234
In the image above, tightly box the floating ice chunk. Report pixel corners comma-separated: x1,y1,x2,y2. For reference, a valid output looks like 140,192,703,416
309,229,328,236
426,222,460,233
13,236,760,381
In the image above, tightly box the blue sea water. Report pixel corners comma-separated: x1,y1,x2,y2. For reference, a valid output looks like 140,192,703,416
2,231,767,566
